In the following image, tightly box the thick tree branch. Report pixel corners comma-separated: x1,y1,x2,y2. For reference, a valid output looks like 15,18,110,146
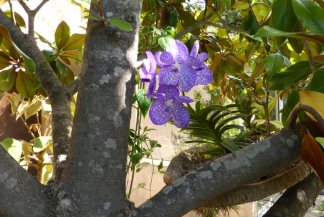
132,128,302,217
201,161,311,208
0,9,73,180
67,79,80,95
0,146,53,216
263,172,324,216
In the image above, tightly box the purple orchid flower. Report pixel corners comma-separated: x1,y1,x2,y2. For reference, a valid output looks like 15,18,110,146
190,40,213,85
139,51,157,95
147,85,194,128
154,40,203,92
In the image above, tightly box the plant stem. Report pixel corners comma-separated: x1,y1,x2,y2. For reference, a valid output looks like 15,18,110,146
150,156,154,198
265,92,270,133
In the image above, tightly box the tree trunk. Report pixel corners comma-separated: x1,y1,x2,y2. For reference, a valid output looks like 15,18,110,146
57,1,142,216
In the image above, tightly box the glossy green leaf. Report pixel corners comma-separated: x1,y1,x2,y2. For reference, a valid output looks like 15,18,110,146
57,65,74,85
169,6,179,27
0,68,15,91
158,37,175,52
84,15,100,21
0,51,11,70
254,26,324,44
107,19,133,31
33,76,47,97
1,138,22,162
292,0,324,35
240,10,259,35
268,61,323,90
55,21,71,50
33,137,52,153
231,1,250,9
224,0,231,9
272,0,297,33
62,34,86,51
136,89,152,118
176,8,200,36
307,67,324,93
288,37,304,53
0,26,36,73
35,32,53,47
16,70,35,99
56,60,68,78
264,54,284,82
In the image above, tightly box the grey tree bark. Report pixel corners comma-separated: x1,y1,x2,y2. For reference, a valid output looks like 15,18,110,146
264,172,324,217
0,1,321,217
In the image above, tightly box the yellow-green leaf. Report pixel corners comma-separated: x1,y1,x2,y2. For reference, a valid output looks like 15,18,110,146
0,68,15,91
231,1,250,9
62,34,85,51
55,21,70,51
16,70,35,99
299,90,324,121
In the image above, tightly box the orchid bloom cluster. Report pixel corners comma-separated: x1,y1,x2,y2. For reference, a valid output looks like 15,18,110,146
139,40,213,128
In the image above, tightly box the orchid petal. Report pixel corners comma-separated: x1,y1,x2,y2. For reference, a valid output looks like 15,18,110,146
198,52,210,62
183,55,204,69
195,66,213,85
147,74,156,95
146,51,156,73
139,68,151,82
190,40,199,57
178,65,196,92
143,59,151,72
170,40,189,64
154,52,173,67
145,92,165,100
158,85,179,100
174,96,194,104
149,100,171,125
171,102,191,128
159,66,179,86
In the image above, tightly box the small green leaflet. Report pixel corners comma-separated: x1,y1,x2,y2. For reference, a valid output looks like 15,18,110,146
158,37,175,52
1,138,22,162
84,15,100,21
106,19,133,32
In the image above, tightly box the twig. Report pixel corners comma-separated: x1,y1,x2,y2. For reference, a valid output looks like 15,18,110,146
299,22,316,75
8,0,15,25
215,13,234,57
288,105,324,130
19,0,49,37
205,21,248,34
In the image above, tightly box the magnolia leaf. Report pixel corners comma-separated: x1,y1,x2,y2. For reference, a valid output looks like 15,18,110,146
255,26,324,44
268,61,323,90
33,137,52,153
292,0,324,35
107,19,133,31
176,8,200,36
231,1,249,9
62,34,86,51
302,133,324,184
56,60,68,78
16,70,35,99
57,66,74,85
26,100,42,120
299,90,324,121
248,63,265,85
169,6,179,27
316,137,324,149
55,21,71,51
264,54,284,82
1,138,22,162
272,0,297,33
0,25,36,73
0,68,15,91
